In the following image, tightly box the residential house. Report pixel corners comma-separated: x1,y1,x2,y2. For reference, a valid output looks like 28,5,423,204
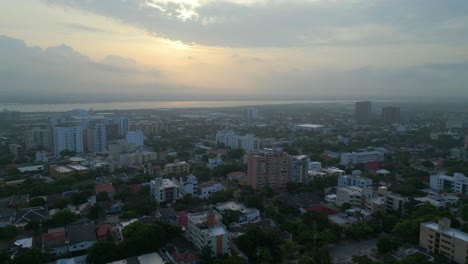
66,222,97,253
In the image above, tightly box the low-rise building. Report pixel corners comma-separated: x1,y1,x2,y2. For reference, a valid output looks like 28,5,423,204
338,175,373,188
151,178,179,204
329,208,371,227
66,222,97,253
198,181,223,200
42,227,68,256
14,206,49,227
215,201,260,223
172,174,198,197
187,210,230,256
165,160,190,175
9,194,29,208
336,186,364,208
430,173,468,194
420,218,468,264
207,157,223,169
340,151,384,166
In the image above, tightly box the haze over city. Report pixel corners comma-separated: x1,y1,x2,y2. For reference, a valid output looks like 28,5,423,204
1,0,468,103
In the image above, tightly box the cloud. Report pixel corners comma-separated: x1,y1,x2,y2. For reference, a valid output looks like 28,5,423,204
62,22,108,33
0,35,173,102
44,0,468,47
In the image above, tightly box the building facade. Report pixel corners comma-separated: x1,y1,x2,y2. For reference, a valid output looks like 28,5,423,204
430,173,468,194
150,178,178,205
126,130,144,147
338,175,373,188
53,126,84,155
247,149,289,190
355,101,372,124
165,160,191,175
172,174,198,197
289,155,309,184
340,151,384,166
420,218,468,264
24,128,52,150
382,106,401,124
187,210,230,256
215,131,260,151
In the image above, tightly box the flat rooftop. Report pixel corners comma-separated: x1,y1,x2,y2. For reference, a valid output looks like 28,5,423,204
207,226,228,237
55,166,73,173
423,222,468,242
68,164,89,171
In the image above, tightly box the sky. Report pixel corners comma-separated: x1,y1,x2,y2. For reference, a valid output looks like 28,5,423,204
1,0,468,103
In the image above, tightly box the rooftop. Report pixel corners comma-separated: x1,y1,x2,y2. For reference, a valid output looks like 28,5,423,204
207,225,228,237
423,221,468,242
67,222,97,245
68,164,89,171
95,183,116,194
216,201,246,212
55,166,73,173
199,181,222,189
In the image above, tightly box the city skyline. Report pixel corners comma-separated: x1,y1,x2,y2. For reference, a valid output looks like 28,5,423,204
1,0,468,103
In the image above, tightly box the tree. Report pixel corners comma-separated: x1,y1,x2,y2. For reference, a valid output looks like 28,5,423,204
96,192,110,202
421,160,434,169
221,209,240,226
28,197,46,207
0,225,18,239
89,204,105,220
86,241,120,264
49,210,78,227
377,235,402,254
340,203,352,211
214,256,245,264
345,223,373,240
351,255,379,264
70,191,90,205
12,249,45,264
200,245,213,264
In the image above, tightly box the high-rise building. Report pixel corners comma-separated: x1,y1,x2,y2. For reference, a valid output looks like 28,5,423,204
105,123,119,140
244,107,258,127
90,123,107,153
420,218,468,264
215,131,260,151
247,149,289,190
118,117,129,136
382,106,401,124
126,130,144,147
24,127,52,150
53,126,84,155
355,101,372,124
289,155,309,184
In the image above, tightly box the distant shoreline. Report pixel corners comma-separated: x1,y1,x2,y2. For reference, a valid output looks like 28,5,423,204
0,99,421,113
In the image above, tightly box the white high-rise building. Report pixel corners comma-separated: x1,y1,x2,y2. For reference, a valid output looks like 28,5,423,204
90,123,107,153
215,131,260,151
244,107,258,127
53,126,84,155
126,130,144,147
24,127,52,150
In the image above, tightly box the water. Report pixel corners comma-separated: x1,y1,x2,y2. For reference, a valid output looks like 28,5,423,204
0,100,357,112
